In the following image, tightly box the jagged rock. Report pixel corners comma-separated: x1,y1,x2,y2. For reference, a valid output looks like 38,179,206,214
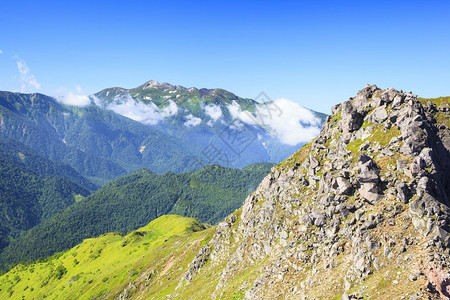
341,102,364,133
357,169,379,183
409,161,423,177
359,183,382,203
396,182,410,203
331,104,341,114
311,212,326,227
370,106,388,123
179,86,449,299
417,177,429,194
185,245,211,281
337,177,353,195
310,156,319,169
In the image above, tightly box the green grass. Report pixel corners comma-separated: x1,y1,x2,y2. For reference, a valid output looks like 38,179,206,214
347,123,401,159
0,215,211,300
418,96,450,127
418,96,450,108
278,142,312,169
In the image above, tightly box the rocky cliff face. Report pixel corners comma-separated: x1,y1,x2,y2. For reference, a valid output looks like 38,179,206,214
181,85,450,299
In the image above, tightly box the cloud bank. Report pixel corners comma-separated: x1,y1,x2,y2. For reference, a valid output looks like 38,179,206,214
100,93,319,144
106,94,179,125
227,98,321,145
184,114,202,127
15,58,40,92
161,100,178,117
55,85,92,107
58,92,91,106
204,104,222,121
227,102,259,125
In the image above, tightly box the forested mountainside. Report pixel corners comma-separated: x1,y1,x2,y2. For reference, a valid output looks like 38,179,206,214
0,137,97,191
0,163,273,271
0,151,90,253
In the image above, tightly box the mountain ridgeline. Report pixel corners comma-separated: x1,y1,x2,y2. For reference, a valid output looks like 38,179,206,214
0,83,326,186
94,80,327,166
0,91,201,185
1,86,448,299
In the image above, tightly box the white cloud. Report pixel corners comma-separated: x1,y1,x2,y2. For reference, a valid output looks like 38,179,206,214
108,94,163,125
15,57,40,92
161,100,178,117
55,85,92,107
227,98,321,145
58,92,91,106
184,114,202,127
226,102,258,125
0,50,3,54
90,95,103,107
104,94,179,125
204,104,222,121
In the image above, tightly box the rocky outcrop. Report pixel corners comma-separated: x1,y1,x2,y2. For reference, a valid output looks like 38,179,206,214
183,85,450,299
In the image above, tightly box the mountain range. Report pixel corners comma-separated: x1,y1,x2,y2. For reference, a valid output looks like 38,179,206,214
0,85,448,299
94,80,327,166
0,82,325,186
1,82,308,271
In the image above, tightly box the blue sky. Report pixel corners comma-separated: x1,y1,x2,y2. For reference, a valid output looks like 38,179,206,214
0,0,449,113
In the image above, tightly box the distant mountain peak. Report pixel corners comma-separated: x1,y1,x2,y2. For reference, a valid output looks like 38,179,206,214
140,80,187,91
90,80,327,165
136,80,239,98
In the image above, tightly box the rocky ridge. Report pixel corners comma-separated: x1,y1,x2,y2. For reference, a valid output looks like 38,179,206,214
180,85,450,299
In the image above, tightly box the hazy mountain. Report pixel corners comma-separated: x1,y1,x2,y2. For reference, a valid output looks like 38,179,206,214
94,80,327,168
0,85,325,185
0,91,204,185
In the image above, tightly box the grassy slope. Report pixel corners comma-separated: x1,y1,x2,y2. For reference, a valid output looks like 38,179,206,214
418,96,450,127
0,215,213,300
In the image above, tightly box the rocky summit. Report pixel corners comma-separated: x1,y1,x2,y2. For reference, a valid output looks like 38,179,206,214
178,85,450,299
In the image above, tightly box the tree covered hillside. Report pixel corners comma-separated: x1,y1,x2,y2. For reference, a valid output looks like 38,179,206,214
0,163,274,271
0,155,90,254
